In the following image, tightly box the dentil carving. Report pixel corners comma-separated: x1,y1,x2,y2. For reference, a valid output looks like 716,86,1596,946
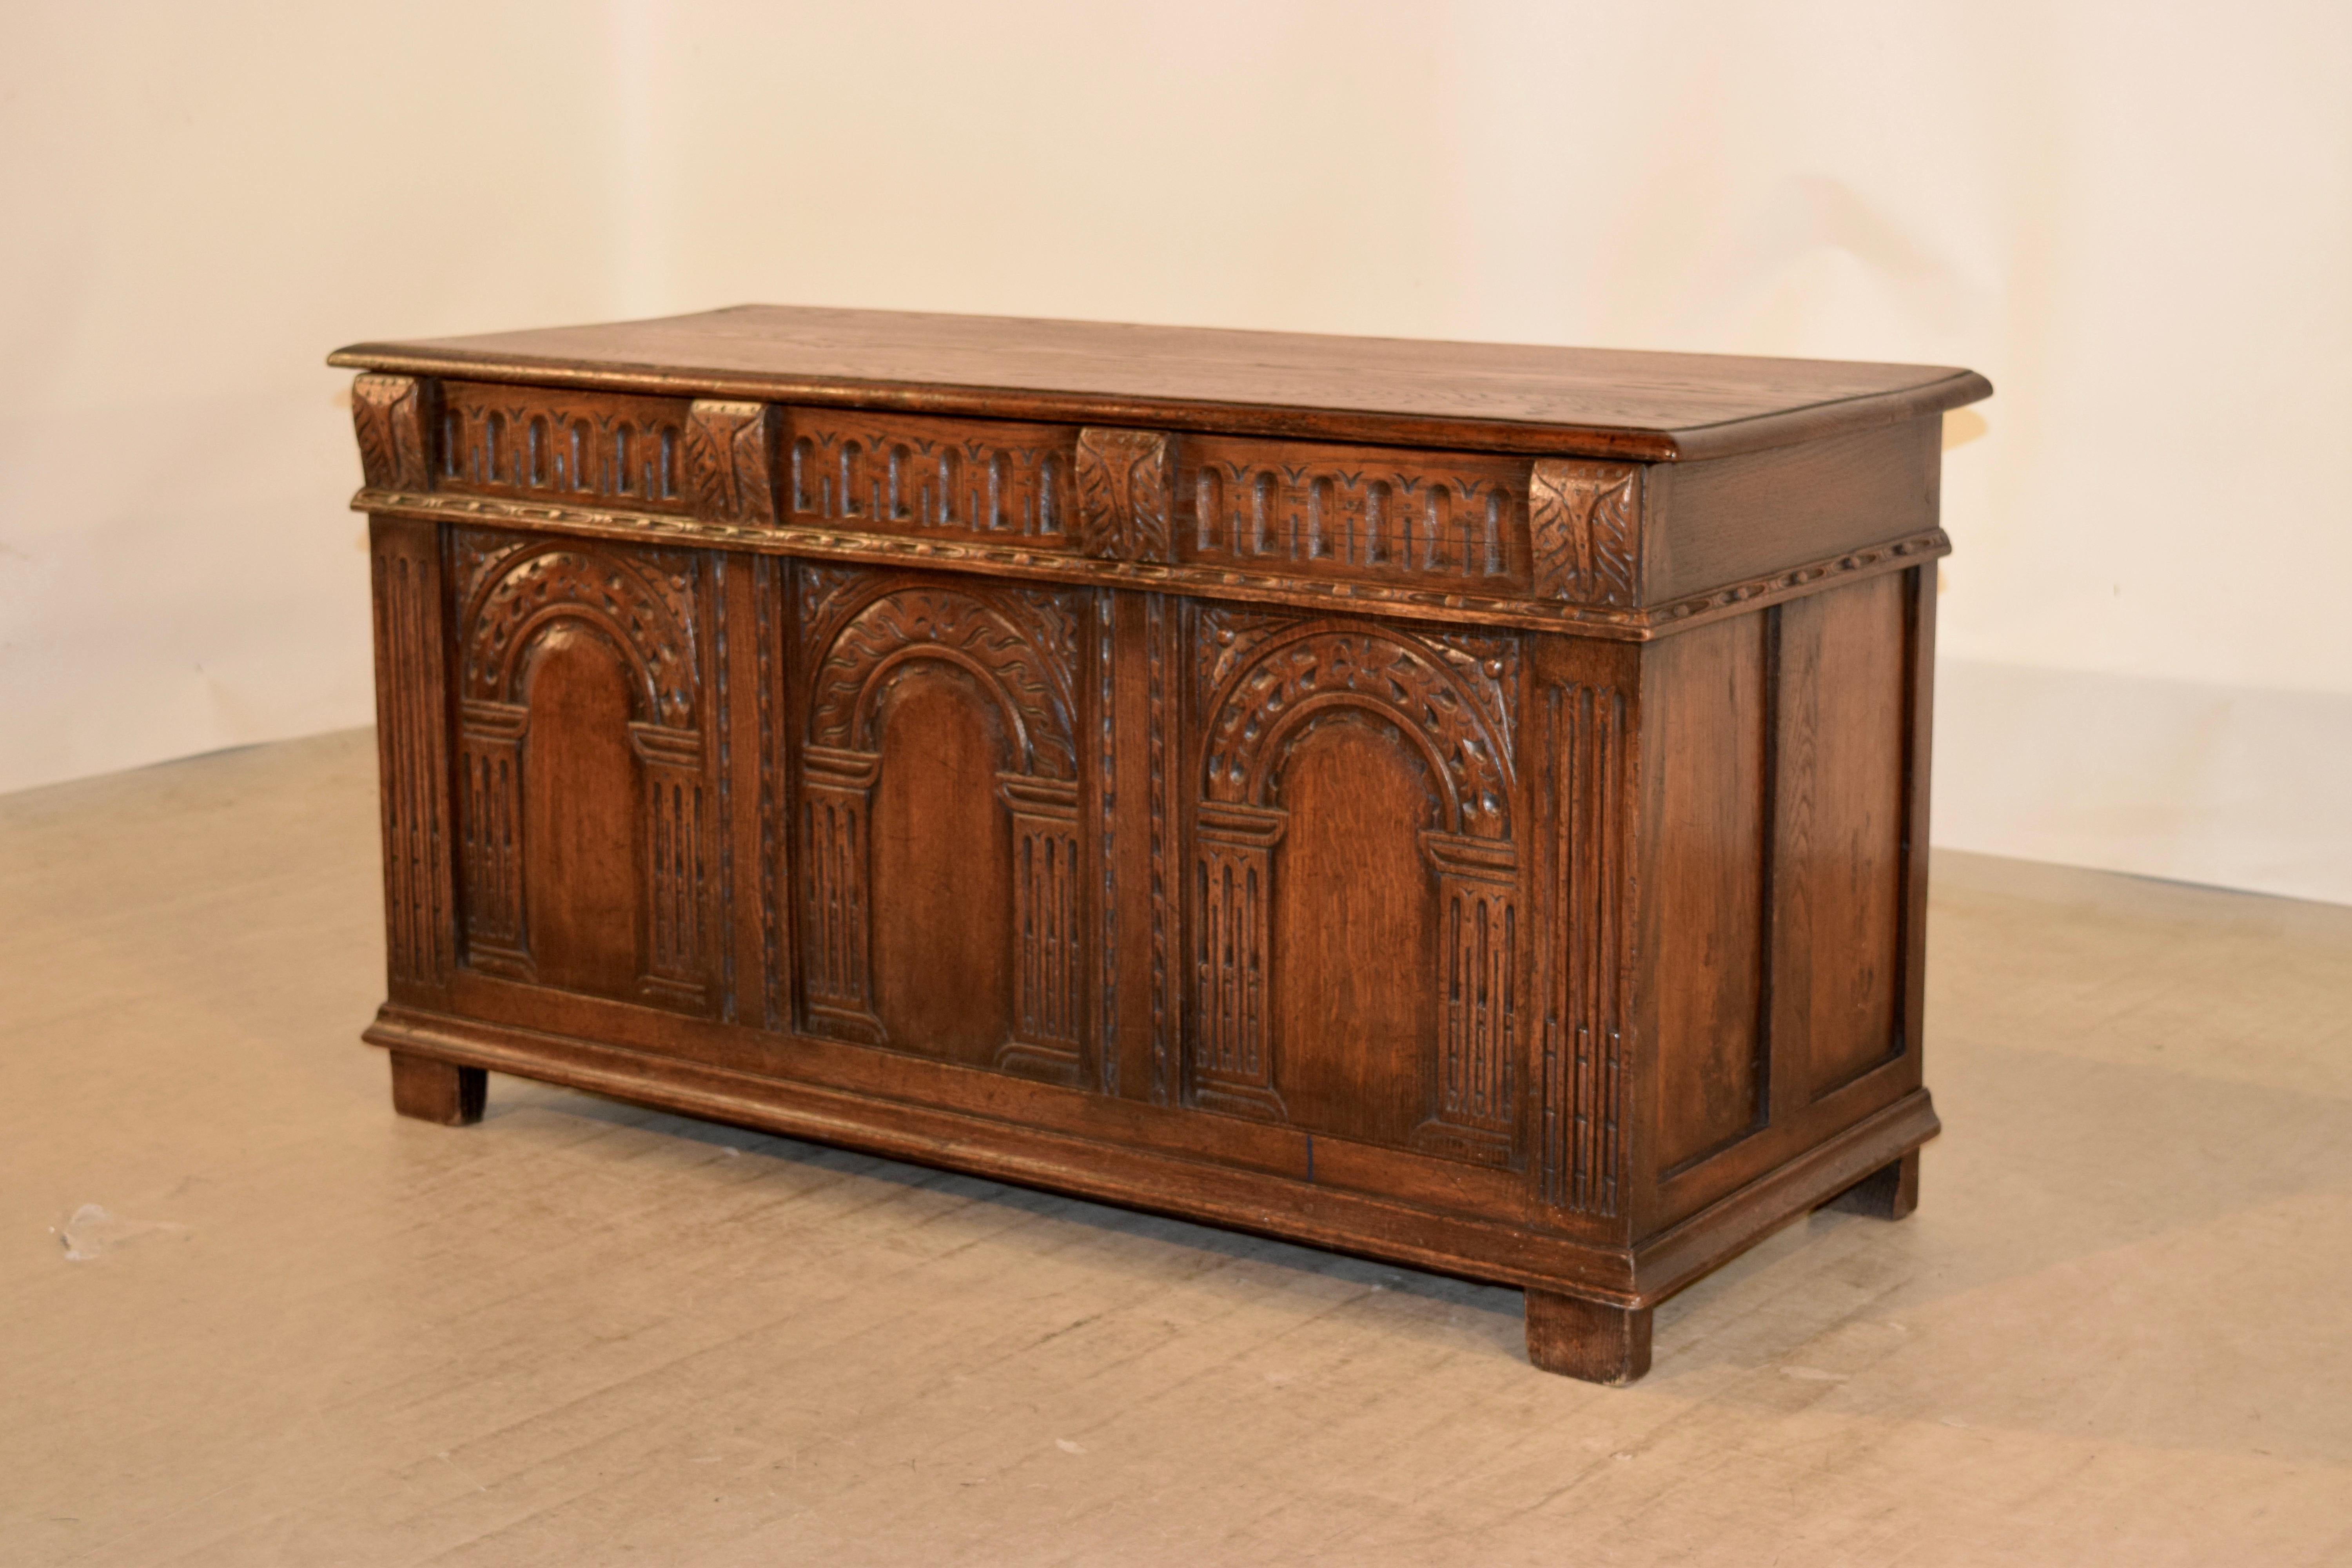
441,383,691,512
1181,436,1529,586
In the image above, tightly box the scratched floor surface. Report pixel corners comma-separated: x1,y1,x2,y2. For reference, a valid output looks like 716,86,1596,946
3,730,2348,1565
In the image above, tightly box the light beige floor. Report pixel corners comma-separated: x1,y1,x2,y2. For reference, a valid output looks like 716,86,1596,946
2,730,2348,1566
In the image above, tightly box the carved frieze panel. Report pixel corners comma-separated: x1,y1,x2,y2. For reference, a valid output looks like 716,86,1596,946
1530,460,1642,608
1185,610,1524,1163
1178,437,1531,590
437,383,693,513
448,530,711,1011
784,411,1082,548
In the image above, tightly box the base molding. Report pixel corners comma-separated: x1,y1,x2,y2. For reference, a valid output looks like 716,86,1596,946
364,1005,1937,1337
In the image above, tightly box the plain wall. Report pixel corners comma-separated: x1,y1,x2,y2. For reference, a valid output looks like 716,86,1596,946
2,0,2347,901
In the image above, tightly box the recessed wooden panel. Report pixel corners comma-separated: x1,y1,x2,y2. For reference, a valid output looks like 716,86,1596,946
1187,609,1524,1167
869,667,1017,1067
449,530,711,1012
519,627,645,997
795,570,1087,1083
1270,714,1440,1148
1775,574,1908,1098
1645,613,1768,1173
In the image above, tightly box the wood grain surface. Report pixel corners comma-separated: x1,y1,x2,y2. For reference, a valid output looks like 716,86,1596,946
332,304,1992,462
332,317,1979,1383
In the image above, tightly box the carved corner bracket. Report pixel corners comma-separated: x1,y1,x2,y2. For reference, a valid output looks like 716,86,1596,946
1530,460,1642,608
352,374,438,492
1076,427,1174,565
686,399,780,526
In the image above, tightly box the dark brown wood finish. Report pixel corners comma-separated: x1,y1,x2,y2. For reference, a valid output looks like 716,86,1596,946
1526,1290,1653,1385
387,1051,484,1126
333,305,1990,463
337,306,1987,1384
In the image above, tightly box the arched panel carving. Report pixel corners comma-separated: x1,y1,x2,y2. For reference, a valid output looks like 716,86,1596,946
1199,618,1514,839
450,529,710,1012
807,584,1076,779
1187,610,1523,1164
795,572,1086,1084
457,537,699,727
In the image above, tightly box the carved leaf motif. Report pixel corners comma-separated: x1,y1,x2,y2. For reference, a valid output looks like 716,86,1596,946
352,374,430,492
1433,631,1520,743
795,562,869,660
1076,427,1172,563
1529,461,1641,607
686,400,775,524
1193,603,1292,711
996,583,1082,686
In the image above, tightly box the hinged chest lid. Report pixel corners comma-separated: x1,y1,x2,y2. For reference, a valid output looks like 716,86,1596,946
331,304,1990,464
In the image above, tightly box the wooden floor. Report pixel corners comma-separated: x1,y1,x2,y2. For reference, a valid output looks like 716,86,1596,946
4,731,2349,1566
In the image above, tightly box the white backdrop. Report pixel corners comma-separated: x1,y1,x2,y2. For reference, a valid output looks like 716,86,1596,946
4,1,2347,901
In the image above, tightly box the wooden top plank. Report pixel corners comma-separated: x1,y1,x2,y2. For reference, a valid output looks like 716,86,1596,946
330,304,1991,462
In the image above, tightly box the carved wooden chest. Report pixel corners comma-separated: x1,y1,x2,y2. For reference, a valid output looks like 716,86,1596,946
334,307,1990,1383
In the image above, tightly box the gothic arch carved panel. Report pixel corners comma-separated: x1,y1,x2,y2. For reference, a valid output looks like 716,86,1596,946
1187,610,1524,1165
450,530,711,1011
794,570,1087,1084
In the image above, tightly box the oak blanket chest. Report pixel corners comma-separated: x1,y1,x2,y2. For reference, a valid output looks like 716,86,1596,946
332,307,1991,1383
